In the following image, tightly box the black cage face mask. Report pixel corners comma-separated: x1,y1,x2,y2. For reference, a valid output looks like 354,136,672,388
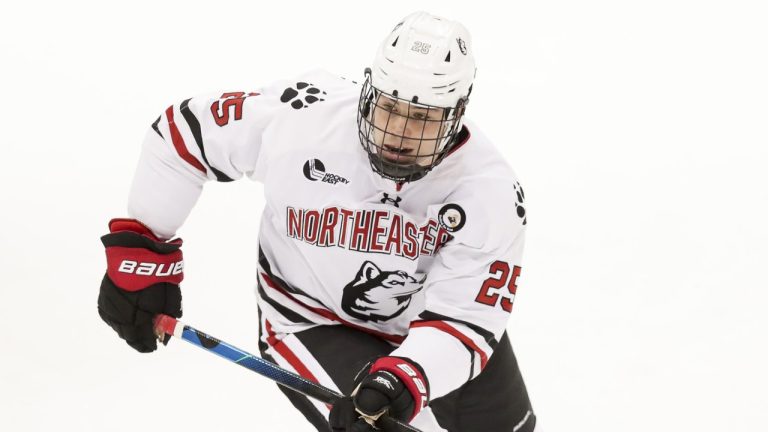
357,71,467,183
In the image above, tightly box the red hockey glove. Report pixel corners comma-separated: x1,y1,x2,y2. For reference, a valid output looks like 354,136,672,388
329,356,429,432
98,219,183,353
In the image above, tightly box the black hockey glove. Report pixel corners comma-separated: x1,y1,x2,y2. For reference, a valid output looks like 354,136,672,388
329,356,429,432
98,219,183,353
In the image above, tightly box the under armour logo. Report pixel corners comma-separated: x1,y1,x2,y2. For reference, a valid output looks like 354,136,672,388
381,193,402,207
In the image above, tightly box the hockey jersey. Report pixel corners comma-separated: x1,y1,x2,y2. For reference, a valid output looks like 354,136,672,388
127,69,527,399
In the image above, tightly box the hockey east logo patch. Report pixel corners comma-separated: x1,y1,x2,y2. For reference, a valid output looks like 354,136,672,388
302,159,349,185
280,82,327,109
341,261,424,322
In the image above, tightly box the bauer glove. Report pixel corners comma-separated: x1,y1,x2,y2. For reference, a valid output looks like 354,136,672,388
329,356,429,432
98,218,183,353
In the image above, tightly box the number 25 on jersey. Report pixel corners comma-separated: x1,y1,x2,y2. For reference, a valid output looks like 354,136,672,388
210,92,260,126
475,261,521,312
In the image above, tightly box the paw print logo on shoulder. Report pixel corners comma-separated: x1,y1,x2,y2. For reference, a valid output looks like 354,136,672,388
280,82,327,109
513,181,527,225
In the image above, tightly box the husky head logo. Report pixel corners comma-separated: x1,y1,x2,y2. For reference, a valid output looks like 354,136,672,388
341,262,424,322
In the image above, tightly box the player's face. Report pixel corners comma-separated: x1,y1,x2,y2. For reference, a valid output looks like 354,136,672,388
370,95,446,166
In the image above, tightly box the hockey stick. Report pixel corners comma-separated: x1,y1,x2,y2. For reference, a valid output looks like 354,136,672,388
153,314,423,432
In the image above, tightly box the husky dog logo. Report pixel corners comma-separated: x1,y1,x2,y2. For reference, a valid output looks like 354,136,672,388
341,262,424,322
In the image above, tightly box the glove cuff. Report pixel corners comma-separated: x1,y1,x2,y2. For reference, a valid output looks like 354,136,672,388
102,218,184,292
109,218,161,240
370,356,429,421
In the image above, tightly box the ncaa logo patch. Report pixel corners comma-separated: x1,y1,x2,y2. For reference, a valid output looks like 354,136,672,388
438,203,466,233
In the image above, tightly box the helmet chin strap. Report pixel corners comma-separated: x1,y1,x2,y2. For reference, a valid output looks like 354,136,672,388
370,127,464,183
376,158,430,183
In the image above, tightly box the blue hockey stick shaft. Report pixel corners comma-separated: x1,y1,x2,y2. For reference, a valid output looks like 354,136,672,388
154,314,422,432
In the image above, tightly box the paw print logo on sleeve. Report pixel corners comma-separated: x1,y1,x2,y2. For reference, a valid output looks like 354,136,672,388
513,181,526,225
280,82,327,109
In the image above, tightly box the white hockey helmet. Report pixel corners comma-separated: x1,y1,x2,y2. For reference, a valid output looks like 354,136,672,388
358,11,477,182
372,11,476,107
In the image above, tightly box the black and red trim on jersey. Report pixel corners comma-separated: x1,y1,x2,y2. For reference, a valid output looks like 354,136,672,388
165,105,208,174
258,248,407,345
151,116,163,139
410,318,492,371
257,282,314,324
417,310,498,349
258,248,329,305
179,99,234,182
260,272,407,345
258,317,335,425
445,125,471,158
263,319,323,387
414,310,497,379
159,101,234,181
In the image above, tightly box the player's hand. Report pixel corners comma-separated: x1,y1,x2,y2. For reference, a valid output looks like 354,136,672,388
329,356,429,432
98,219,184,353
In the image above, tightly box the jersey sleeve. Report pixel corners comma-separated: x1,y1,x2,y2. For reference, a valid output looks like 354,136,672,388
390,178,527,398
126,84,286,239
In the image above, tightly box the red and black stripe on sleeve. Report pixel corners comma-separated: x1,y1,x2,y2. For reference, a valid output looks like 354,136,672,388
411,310,499,374
157,100,234,182
178,99,234,182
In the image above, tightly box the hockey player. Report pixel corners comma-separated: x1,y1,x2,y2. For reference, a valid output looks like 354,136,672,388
98,11,536,432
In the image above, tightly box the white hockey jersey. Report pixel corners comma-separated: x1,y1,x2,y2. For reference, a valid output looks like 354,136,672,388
127,69,527,399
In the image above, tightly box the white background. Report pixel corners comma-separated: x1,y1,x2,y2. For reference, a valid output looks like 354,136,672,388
1,1,766,431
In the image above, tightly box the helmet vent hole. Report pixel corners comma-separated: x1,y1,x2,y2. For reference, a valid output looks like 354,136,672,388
391,36,399,47
444,51,451,62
